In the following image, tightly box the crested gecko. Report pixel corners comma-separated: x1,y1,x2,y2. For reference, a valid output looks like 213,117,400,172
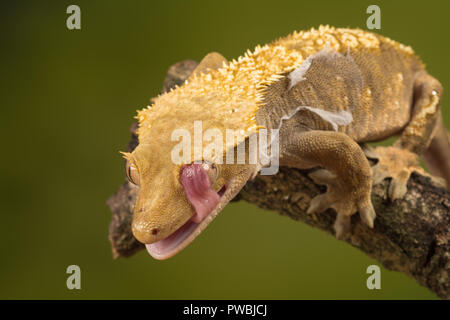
121,26,450,260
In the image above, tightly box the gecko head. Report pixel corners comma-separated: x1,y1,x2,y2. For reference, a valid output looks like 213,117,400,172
125,142,257,260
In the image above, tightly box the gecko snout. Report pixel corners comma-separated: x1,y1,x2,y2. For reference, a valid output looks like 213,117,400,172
131,203,170,244
131,190,196,245
132,219,161,244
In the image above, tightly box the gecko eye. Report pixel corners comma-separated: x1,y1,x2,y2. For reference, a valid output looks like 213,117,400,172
126,161,140,186
201,160,218,185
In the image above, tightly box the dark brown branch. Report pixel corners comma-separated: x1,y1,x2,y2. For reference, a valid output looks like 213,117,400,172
106,60,450,299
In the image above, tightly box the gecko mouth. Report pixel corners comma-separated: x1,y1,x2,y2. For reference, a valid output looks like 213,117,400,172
145,164,230,260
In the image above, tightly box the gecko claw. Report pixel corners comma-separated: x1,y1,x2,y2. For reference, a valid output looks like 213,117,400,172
388,169,409,200
358,203,376,228
307,193,329,214
309,169,337,186
334,214,351,240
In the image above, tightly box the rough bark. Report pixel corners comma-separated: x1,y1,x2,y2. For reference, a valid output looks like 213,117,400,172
106,60,450,299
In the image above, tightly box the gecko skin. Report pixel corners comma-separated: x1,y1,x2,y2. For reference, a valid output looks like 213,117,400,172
123,26,450,260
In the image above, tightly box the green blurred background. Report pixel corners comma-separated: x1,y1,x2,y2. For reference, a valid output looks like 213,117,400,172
1,0,449,299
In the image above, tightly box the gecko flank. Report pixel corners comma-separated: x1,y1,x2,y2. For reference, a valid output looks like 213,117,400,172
122,26,450,260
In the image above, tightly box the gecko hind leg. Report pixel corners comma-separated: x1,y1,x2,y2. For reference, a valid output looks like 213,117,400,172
365,146,428,200
365,146,445,199
367,72,445,199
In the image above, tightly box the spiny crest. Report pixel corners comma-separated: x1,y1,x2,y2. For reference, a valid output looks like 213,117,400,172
278,25,415,57
135,39,308,158
133,26,417,161
120,151,132,161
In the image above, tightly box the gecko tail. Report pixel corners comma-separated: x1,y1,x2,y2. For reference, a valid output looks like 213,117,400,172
423,115,450,188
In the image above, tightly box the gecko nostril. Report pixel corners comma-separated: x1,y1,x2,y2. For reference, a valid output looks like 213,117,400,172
151,228,159,236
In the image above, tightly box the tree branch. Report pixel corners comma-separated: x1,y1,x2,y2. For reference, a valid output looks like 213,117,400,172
106,60,450,299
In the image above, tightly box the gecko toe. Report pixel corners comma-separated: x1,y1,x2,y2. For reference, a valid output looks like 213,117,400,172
334,214,351,239
307,194,330,214
388,170,409,200
372,164,389,184
359,203,376,228
309,169,337,186
362,145,378,160
308,167,376,238
369,146,424,200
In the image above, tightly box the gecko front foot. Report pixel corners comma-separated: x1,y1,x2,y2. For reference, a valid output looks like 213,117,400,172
307,169,376,239
365,146,428,200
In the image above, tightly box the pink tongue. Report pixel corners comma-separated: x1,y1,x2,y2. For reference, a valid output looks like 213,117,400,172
180,164,221,223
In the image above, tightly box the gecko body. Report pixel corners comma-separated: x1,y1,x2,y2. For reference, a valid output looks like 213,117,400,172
123,26,450,259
